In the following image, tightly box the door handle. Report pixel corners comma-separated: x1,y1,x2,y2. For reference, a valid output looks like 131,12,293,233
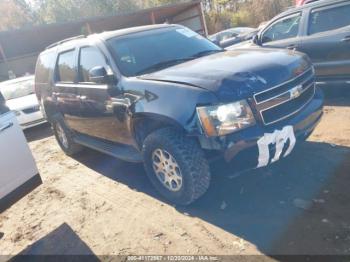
341,36,350,42
0,122,13,133
79,95,87,100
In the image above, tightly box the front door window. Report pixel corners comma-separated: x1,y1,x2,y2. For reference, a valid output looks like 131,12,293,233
78,47,108,83
262,13,301,44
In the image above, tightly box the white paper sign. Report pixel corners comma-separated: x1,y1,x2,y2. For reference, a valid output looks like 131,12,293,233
257,125,296,168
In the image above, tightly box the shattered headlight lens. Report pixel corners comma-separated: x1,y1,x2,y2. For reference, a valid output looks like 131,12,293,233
196,100,256,137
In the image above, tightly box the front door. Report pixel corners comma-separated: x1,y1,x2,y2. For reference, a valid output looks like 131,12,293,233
75,46,132,144
0,92,41,212
298,2,350,81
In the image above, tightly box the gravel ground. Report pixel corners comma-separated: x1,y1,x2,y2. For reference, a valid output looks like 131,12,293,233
0,95,349,259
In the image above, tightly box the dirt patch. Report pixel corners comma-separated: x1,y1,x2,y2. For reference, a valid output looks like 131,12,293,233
0,98,349,257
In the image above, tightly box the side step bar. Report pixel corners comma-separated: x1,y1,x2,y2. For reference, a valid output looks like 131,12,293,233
73,134,143,163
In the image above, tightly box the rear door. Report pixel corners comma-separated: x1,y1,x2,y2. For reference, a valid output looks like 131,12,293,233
53,48,82,131
298,1,350,81
260,12,303,50
0,92,41,212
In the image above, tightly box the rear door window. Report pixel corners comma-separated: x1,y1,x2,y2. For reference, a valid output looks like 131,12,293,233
262,13,301,43
78,47,108,83
56,50,76,83
309,3,350,35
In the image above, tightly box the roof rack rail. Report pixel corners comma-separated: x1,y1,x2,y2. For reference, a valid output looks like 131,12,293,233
46,35,86,49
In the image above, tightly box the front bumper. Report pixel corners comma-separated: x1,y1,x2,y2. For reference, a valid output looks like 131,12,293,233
16,110,46,130
198,88,324,169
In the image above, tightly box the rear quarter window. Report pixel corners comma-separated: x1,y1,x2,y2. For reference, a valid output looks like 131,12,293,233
35,51,56,84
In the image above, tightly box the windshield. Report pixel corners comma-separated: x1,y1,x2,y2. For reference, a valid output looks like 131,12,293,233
0,78,35,100
107,27,222,76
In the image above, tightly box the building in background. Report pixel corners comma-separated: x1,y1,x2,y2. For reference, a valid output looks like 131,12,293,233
0,0,207,81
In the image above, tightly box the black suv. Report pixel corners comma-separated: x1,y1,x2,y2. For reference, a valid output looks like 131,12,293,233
35,24,323,205
252,0,350,86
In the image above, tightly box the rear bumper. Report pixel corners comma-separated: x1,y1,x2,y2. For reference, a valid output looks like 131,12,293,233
199,88,324,169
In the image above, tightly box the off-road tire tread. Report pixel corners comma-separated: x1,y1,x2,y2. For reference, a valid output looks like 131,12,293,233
52,117,83,156
143,127,210,205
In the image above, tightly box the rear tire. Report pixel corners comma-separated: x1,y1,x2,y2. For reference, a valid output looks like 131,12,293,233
52,117,83,156
142,128,210,205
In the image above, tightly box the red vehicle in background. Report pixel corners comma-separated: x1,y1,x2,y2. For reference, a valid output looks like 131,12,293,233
296,0,319,6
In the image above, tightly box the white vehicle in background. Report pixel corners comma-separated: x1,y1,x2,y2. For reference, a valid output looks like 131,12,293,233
0,91,41,212
0,76,46,130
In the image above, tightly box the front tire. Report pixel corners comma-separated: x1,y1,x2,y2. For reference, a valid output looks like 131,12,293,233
52,117,83,156
142,128,211,205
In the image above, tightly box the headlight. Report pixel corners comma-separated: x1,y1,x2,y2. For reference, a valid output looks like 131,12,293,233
196,100,256,137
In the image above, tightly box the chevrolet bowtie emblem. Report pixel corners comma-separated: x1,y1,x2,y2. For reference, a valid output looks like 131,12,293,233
289,85,303,99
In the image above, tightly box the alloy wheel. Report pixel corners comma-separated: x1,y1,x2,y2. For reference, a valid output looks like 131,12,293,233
56,123,69,149
152,148,183,192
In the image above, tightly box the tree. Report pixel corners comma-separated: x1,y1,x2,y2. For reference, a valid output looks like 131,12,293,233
0,0,35,31
205,0,294,34
242,0,294,27
0,0,295,33
34,0,139,24
136,0,187,9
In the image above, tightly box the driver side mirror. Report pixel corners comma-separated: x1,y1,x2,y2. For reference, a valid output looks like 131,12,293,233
252,34,261,46
0,92,5,105
211,39,220,46
89,66,109,84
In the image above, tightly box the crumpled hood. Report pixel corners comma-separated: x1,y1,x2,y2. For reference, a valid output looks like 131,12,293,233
140,48,311,102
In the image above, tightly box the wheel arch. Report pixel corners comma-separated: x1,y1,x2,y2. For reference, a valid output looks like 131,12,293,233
132,113,186,149
42,99,60,123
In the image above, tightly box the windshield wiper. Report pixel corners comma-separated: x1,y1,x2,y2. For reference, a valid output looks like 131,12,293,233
136,58,195,75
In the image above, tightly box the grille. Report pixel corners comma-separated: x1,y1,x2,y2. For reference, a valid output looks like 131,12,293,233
21,118,45,127
22,105,40,114
254,68,315,125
